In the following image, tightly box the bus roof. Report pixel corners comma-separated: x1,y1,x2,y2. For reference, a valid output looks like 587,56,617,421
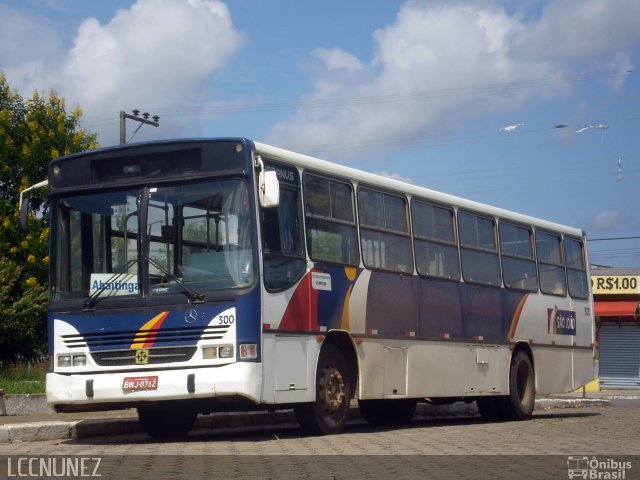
254,140,585,238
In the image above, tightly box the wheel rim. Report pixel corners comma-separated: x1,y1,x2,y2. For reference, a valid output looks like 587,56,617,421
318,364,345,414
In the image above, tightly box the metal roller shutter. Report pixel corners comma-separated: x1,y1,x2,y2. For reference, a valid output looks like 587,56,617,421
599,324,640,389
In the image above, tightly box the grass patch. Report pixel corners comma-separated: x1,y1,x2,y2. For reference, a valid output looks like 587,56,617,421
0,366,46,394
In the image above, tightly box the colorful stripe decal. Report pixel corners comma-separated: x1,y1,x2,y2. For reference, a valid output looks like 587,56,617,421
130,311,170,349
279,273,319,331
507,293,529,340
341,266,357,330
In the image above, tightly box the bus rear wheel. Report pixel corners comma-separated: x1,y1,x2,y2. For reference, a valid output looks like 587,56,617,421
358,399,417,425
477,351,534,421
294,344,351,435
501,350,535,420
137,405,197,438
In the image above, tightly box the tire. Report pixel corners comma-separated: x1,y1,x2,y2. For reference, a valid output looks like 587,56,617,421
294,344,352,435
137,405,197,439
501,350,535,420
358,399,417,425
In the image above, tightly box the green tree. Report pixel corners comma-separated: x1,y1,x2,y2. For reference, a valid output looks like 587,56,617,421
0,72,99,364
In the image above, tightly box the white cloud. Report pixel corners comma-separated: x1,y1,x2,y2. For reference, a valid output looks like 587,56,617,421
267,0,640,156
2,0,244,146
0,4,63,66
374,171,413,184
312,48,366,72
66,0,243,144
586,210,637,232
0,4,63,88
512,0,639,64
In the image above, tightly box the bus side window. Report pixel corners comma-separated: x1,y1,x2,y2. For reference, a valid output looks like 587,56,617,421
411,200,459,280
303,174,359,266
499,222,538,292
358,187,413,273
458,211,501,287
261,172,306,291
536,231,567,296
565,237,589,299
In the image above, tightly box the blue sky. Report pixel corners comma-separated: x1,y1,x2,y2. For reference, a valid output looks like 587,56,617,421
1,0,639,267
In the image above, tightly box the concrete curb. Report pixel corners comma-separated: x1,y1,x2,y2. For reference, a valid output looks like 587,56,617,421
0,397,610,444
534,398,611,409
2,395,54,416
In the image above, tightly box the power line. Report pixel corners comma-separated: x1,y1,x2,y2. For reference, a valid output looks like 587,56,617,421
79,68,632,126
588,236,640,242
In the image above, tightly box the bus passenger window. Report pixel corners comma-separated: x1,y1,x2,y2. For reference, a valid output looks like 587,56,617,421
565,237,589,299
358,187,413,273
499,222,537,292
536,231,567,296
411,201,459,280
260,163,306,291
458,212,501,286
303,174,359,266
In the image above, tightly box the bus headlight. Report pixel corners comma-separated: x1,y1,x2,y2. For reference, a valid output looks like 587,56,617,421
202,346,218,359
72,355,87,367
58,355,72,367
218,346,234,359
58,354,87,367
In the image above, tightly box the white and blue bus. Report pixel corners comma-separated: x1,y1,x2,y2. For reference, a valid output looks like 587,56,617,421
25,138,595,437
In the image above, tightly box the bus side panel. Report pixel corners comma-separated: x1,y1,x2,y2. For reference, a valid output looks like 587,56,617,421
364,272,418,336
573,348,597,390
509,294,595,393
260,333,319,404
265,265,362,332
531,347,573,394
356,339,511,399
365,274,526,343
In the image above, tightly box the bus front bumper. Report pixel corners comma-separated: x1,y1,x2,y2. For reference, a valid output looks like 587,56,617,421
46,362,263,411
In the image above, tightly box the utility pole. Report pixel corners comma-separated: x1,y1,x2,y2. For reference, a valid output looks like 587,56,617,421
119,109,160,144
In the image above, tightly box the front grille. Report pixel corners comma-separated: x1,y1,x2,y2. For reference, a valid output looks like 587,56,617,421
61,325,231,349
91,346,198,366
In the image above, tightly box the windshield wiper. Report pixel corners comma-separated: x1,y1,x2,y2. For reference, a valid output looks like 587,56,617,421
83,259,138,311
145,255,205,304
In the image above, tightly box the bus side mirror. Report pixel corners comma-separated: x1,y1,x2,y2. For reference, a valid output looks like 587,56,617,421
259,170,280,208
18,180,48,232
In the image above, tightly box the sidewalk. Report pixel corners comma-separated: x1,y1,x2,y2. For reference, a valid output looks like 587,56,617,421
1,391,628,444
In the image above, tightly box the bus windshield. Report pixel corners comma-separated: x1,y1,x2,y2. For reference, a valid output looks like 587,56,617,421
50,178,254,303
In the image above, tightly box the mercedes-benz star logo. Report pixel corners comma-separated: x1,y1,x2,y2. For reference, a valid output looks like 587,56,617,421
184,308,198,323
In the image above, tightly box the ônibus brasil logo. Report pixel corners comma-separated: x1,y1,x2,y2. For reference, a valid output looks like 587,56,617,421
567,456,632,479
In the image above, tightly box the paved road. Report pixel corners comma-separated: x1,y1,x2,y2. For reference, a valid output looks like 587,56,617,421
2,404,639,479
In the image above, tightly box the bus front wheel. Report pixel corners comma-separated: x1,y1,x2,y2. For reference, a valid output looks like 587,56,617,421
294,344,351,435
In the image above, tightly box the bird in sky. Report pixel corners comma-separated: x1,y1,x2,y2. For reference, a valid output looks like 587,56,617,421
576,124,609,133
499,123,524,132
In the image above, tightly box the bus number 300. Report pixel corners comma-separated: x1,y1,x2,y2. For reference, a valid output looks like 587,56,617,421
218,314,235,325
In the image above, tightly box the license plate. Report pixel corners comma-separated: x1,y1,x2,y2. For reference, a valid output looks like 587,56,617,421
122,376,158,392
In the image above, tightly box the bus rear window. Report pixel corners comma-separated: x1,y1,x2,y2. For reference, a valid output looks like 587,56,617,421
565,237,589,299
536,231,567,296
